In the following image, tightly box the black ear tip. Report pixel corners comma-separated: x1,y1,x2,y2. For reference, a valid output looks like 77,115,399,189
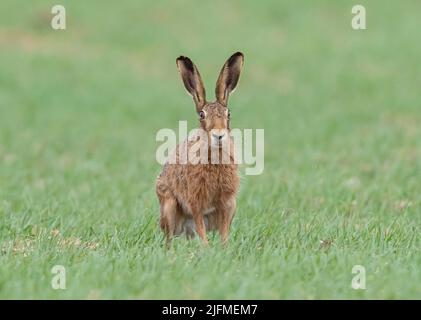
232,52,244,59
227,52,244,66
176,56,186,64
176,56,195,72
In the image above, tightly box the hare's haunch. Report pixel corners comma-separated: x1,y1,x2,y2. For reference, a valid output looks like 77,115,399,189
156,52,244,245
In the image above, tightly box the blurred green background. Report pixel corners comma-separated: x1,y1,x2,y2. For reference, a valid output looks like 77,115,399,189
0,0,420,299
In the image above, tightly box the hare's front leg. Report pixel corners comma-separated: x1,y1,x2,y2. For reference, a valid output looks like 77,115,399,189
192,207,209,246
217,196,237,244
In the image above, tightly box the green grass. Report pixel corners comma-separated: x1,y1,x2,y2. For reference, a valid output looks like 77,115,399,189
0,0,420,299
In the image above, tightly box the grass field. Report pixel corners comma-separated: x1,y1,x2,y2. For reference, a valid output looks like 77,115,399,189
0,0,420,299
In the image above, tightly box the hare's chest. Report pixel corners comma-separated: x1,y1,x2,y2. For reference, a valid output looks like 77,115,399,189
199,164,237,190
184,164,238,198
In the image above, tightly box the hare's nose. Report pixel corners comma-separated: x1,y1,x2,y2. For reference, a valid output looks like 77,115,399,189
212,133,225,140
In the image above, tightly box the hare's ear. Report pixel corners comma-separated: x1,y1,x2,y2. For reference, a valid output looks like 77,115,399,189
215,52,244,106
176,56,206,111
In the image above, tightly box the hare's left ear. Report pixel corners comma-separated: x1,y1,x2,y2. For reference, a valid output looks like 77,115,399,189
215,52,244,106
176,56,206,112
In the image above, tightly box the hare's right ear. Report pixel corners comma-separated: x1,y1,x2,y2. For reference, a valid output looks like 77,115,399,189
215,52,244,106
176,56,206,112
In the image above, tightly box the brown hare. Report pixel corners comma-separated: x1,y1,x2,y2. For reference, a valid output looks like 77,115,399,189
156,52,244,245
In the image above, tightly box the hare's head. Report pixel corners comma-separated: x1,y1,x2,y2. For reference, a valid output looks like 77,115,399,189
176,52,244,147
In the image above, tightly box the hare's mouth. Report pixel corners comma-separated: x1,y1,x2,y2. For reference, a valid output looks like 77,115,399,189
210,133,227,147
211,139,224,148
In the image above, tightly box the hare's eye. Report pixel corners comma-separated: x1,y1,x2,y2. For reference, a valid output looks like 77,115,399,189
199,111,205,120
227,110,231,119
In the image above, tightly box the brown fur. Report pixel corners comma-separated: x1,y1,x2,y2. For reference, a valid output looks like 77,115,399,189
156,52,244,245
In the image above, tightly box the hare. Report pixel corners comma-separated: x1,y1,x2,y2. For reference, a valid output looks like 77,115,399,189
156,52,244,245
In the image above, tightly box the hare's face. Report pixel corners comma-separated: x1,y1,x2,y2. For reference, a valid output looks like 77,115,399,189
199,102,230,147
176,52,244,147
